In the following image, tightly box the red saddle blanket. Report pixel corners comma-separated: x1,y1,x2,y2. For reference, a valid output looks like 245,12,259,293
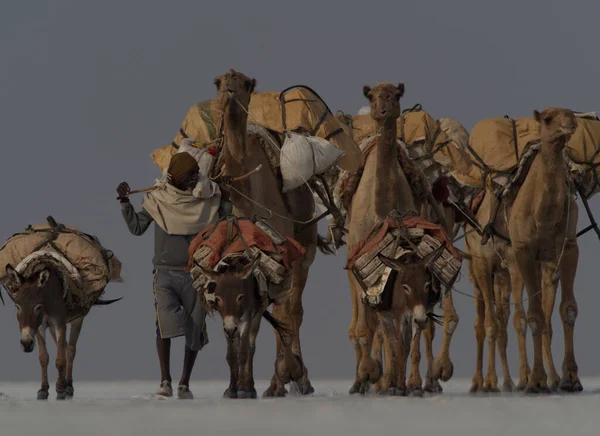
345,215,462,270
187,219,306,271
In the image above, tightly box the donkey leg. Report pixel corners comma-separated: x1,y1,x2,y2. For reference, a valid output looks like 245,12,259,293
36,322,50,400
65,317,84,398
407,326,424,396
244,319,261,399
224,337,239,399
54,323,68,400
236,332,252,399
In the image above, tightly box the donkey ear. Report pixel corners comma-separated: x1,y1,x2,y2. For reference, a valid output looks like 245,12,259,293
421,245,445,268
363,85,372,99
5,264,22,287
239,256,260,281
37,270,50,289
378,254,406,272
199,264,220,283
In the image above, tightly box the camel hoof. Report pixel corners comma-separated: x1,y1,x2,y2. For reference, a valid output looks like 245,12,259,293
359,382,370,395
223,388,238,399
547,380,560,393
433,359,454,382
502,380,515,393
525,383,551,395
297,382,314,396
349,381,361,395
237,390,256,399
559,379,583,393
262,387,275,398
469,381,483,394
424,379,443,394
37,390,49,400
387,387,399,396
515,381,527,392
410,388,424,398
395,387,408,397
64,386,74,398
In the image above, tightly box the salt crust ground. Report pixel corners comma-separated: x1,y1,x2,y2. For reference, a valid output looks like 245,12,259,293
1,378,599,436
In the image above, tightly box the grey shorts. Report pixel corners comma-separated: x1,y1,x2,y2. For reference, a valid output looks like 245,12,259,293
153,269,208,351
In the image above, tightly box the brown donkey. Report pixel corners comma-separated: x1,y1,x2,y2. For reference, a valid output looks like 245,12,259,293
4,264,120,400
200,257,303,399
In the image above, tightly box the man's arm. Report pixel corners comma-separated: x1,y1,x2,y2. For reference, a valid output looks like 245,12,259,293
121,201,153,236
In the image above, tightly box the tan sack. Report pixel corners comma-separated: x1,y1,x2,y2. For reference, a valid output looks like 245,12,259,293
0,221,122,307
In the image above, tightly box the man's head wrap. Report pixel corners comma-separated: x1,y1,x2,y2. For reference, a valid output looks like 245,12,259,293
167,152,199,186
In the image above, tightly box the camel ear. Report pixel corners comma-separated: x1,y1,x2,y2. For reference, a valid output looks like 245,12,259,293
37,270,50,289
396,83,405,97
214,77,222,90
533,110,542,122
245,78,256,93
5,264,22,288
363,85,372,99
199,264,220,283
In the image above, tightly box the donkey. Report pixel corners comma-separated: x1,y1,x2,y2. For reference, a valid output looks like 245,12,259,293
371,246,445,396
4,263,120,400
199,256,304,399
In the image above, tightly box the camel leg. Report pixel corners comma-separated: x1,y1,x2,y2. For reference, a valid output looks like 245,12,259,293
377,312,399,395
423,318,442,393
64,317,84,398
508,263,530,391
469,259,498,392
288,264,313,395
54,323,68,400
540,263,560,392
348,274,363,394
36,322,50,400
513,245,549,394
371,322,384,394
433,291,458,383
223,337,239,399
264,303,289,398
470,285,486,393
356,300,381,393
557,237,582,392
407,326,424,396
494,271,514,392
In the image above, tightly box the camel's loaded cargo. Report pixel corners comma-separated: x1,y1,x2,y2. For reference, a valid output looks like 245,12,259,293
187,217,306,306
0,217,122,314
341,106,472,186
451,112,600,192
345,211,462,308
151,87,361,188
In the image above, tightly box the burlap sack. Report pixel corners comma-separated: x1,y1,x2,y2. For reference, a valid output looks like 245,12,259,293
435,117,473,178
0,223,122,303
151,88,361,174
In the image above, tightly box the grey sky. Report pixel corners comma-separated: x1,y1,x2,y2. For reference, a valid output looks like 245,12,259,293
2,0,600,383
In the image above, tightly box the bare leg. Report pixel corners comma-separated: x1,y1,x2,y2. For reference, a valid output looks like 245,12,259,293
179,346,198,388
156,338,172,384
65,318,84,398
36,323,50,400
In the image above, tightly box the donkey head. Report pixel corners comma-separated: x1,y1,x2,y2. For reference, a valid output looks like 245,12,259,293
5,264,50,352
378,245,444,330
200,256,260,341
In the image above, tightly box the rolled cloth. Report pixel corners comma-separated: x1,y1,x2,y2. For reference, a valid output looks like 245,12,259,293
168,152,199,185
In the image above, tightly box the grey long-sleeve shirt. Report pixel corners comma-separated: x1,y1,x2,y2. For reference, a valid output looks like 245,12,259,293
121,201,195,270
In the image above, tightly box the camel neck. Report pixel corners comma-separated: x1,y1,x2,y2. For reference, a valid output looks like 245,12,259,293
373,118,400,216
222,99,248,173
539,135,567,174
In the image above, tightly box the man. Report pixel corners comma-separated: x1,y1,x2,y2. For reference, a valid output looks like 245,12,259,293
117,151,231,399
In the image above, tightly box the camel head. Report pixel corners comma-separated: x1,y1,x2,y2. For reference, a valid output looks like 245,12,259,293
214,69,256,110
200,256,260,341
378,246,444,330
362,82,405,122
533,108,578,146
4,264,50,353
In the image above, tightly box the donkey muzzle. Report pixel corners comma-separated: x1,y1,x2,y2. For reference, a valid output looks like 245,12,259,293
20,327,36,353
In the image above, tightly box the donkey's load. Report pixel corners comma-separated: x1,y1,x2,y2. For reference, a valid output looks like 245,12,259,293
188,217,306,304
0,217,122,311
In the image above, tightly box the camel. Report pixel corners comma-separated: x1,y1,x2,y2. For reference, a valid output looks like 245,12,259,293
4,264,120,400
465,108,581,394
345,81,432,394
199,257,303,399
213,69,332,397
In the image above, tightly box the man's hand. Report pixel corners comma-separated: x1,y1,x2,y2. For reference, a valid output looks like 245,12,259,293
116,182,131,202
214,176,233,186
